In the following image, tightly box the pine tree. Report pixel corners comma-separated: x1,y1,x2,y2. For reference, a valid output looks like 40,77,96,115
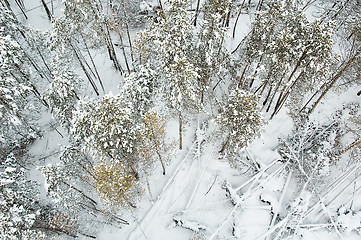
72,94,140,176
0,148,46,239
1,6,53,83
50,17,103,96
120,64,156,118
234,2,336,118
0,34,36,147
193,0,234,103
217,89,264,157
139,109,171,175
92,160,139,209
63,0,123,72
136,0,200,149
45,62,83,132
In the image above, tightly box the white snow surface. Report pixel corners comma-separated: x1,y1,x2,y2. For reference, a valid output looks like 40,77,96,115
11,1,361,240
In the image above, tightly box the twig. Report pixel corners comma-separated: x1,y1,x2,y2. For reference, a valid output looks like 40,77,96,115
210,161,288,239
266,170,293,240
320,201,343,239
245,148,260,171
205,174,218,195
235,158,280,192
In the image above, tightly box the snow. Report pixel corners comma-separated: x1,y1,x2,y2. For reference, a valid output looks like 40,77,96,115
3,1,361,240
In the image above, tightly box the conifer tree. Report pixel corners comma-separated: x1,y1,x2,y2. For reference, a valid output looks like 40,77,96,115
46,62,83,132
0,34,37,147
139,110,171,175
92,160,139,209
193,0,234,103
72,94,140,176
63,0,123,72
136,0,200,149
218,89,264,157
234,2,335,118
0,149,46,239
120,64,156,118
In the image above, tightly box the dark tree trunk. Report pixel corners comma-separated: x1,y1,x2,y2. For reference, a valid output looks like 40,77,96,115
193,0,201,26
15,0,27,19
69,41,100,96
179,111,182,150
81,33,105,93
41,0,52,21
118,31,131,75
233,0,246,38
219,135,230,154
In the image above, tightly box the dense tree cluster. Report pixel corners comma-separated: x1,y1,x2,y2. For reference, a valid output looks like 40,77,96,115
1,0,360,238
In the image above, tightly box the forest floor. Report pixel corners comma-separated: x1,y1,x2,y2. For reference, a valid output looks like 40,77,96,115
19,1,361,239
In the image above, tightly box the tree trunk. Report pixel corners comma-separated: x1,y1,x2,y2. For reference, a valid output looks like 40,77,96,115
69,41,99,96
238,63,249,88
15,0,27,19
262,84,272,106
232,0,246,38
81,33,105,94
41,0,52,21
303,53,358,116
219,134,230,154
269,49,309,117
17,30,53,82
249,54,264,88
257,0,264,11
179,111,182,150
125,23,134,63
270,71,304,118
156,150,166,175
193,0,201,26
62,181,98,206
119,0,135,63
118,31,131,75
338,139,361,156
104,24,123,73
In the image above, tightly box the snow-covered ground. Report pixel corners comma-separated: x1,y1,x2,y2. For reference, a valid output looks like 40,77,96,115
5,1,361,239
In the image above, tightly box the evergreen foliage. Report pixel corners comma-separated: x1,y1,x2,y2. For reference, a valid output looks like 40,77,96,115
46,66,82,131
218,89,264,157
0,34,35,147
0,144,45,239
72,94,140,175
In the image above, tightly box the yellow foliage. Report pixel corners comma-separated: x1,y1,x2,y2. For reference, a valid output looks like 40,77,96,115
139,110,171,175
92,161,139,209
